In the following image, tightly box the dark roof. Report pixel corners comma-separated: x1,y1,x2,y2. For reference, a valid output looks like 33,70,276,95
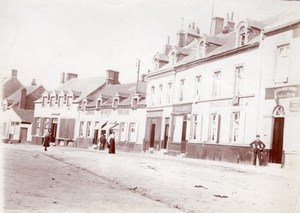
6,85,42,106
1,77,23,99
12,106,34,123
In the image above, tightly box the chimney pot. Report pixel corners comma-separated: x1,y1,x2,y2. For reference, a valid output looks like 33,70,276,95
106,70,120,85
211,17,224,36
65,73,78,81
31,79,37,86
12,69,18,78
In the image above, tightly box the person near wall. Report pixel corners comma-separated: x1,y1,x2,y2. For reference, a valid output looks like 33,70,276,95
250,134,266,166
42,130,51,151
108,131,115,154
99,134,106,150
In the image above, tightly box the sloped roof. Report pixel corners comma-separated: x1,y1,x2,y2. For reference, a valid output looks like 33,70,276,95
55,77,107,102
12,106,34,123
1,77,23,99
6,85,42,106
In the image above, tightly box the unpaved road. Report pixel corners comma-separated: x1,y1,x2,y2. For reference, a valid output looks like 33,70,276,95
2,144,300,213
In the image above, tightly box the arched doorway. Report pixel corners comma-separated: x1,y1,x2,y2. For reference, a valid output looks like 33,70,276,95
270,105,285,164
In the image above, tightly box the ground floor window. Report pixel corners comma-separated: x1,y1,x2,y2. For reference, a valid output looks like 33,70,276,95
209,113,220,143
44,118,50,135
128,123,136,142
230,112,240,142
36,118,41,136
79,121,84,137
86,121,92,137
119,122,125,141
192,115,198,140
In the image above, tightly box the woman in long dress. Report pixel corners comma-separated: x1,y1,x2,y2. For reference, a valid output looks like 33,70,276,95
108,132,115,154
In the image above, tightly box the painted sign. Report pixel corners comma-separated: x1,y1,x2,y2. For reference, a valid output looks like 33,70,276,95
265,85,300,100
173,104,192,113
147,110,163,117
290,99,300,112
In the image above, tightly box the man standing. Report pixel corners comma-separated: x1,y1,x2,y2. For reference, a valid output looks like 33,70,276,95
250,135,266,166
43,130,51,151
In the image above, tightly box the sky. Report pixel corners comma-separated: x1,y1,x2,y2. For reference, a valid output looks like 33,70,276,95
0,0,300,90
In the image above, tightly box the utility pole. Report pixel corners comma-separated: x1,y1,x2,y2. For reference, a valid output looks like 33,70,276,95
136,59,140,94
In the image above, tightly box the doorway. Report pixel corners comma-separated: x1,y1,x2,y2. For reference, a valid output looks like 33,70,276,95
20,127,27,143
181,118,187,153
270,117,285,164
51,123,57,142
150,124,155,148
163,124,169,149
93,129,99,145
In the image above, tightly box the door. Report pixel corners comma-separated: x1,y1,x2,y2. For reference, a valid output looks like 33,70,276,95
270,117,284,164
150,124,155,148
93,129,99,145
163,124,169,149
51,123,57,142
20,128,27,142
181,120,187,153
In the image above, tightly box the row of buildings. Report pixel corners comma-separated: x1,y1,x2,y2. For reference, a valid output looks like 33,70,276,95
1,11,300,169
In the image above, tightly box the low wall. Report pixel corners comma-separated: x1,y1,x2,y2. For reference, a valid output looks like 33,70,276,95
116,141,142,153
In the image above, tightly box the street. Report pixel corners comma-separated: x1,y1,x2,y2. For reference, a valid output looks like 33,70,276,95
3,144,300,213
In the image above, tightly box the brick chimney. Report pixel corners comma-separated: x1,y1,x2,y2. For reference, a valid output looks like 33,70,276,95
164,36,172,54
106,70,119,85
140,74,146,82
31,78,37,86
12,69,18,78
223,12,235,34
186,22,200,45
177,30,186,47
211,17,224,36
65,73,78,81
19,88,27,109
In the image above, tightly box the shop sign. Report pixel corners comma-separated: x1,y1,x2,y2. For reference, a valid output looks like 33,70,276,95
147,110,163,117
173,104,192,113
100,109,112,115
209,100,232,109
118,109,130,115
265,85,300,100
290,99,300,112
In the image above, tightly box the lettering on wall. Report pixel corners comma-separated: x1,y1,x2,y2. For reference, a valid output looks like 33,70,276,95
173,104,192,113
265,85,300,100
118,109,130,115
147,110,163,118
290,99,300,112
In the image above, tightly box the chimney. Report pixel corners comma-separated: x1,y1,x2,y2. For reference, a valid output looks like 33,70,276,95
61,72,65,84
211,17,224,36
65,73,78,81
12,69,18,78
140,74,146,82
186,22,200,45
31,78,37,86
177,30,186,47
223,12,235,34
19,88,27,109
106,70,120,85
164,36,172,54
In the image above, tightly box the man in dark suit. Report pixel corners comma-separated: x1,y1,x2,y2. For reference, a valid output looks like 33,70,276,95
250,135,266,166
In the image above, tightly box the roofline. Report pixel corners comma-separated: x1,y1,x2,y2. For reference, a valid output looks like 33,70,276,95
264,20,300,36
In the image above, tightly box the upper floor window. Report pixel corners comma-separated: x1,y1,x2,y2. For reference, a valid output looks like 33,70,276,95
159,84,163,105
58,96,64,108
179,79,185,101
132,97,138,109
50,96,55,107
151,86,155,106
82,100,87,110
154,58,159,71
195,75,202,99
42,96,48,107
234,66,243,96
66,96,72,107
171,52,177,66
198,41,205,58
212,71,221,97
96,99,101,108
274,44,290,84
112,98,119,109
36,118,41,136
168,83,172,104
239,26,246,46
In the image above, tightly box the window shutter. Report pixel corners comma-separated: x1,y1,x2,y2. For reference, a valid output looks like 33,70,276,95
155,117,162,141
216,114,221,143
59,118,68,138
39,118,44,136
173,116,183,143
144,118,152,142
135,123,139,143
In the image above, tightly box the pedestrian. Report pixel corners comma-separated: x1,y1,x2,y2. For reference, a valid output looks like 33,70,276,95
108,131,115,154
99,134,106,150
249,134,266,166
42,130,51,151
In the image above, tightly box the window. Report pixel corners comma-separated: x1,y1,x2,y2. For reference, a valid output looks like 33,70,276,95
50,96,55,107
42,96,47,107
36,118,41,135
154,58,159,71
239,26,246,46
234,66,243,96
159,84,163,105
82,100,87,110
168,83,172,104
209,113,220,143
171,52,177,66
113,98,118,109
97,99,101,108
212,71,221,97
86,121,91,137
119,122,125,141
151,86,155,106
132,98,138,109
198,41,205,58
195,76,202,99
58,96,64,107
67,96,72,107
44,118,50,134
128,123,136,142
179,79,185,101
79,121,84,137
230,112,240,142
192,115,198,140
274,44,290,83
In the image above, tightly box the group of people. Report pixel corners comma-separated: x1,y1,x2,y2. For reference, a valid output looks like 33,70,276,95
98,131,116,154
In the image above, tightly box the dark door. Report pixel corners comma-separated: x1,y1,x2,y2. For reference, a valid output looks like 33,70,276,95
150,124,156,148
93,129,99,145
20,128,27,143
270,117,284,164
163,124,169,149
181,120,187,153
51,123,57,142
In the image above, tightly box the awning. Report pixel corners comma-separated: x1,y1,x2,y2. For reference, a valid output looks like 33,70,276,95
106,121,119,131
95,121,107,129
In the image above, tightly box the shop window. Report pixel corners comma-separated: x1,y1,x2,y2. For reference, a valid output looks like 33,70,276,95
209,113,220,143
86,121,91,137
79,121,84,137
36,118,41,136
230,112,240,142
212,71,221,97
44,118,50,134
274,44,289,84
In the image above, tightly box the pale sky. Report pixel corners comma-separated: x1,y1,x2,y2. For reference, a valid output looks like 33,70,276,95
0,0,299,90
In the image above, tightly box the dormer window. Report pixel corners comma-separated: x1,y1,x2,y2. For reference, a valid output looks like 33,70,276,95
131,97,138,109
42,96,48,107
239,26,246,46
112,98,119,109
50,95,55,107
58,96,64,108
171,52,177,66
96,99,102,108
82,100,87,110
198,41,205,58
66,96,72,107
154,58,159,71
